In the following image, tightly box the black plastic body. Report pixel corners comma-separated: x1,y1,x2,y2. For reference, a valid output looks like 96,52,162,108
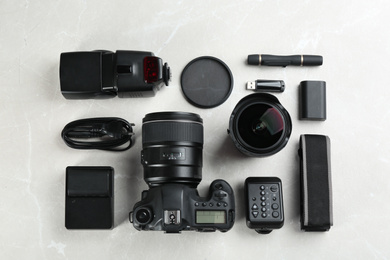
60,50,170,99
228,93,292,157
247,54,323,67
130,180,235,233
299,135,333,231
245,177,284,234
299,81,327,120
65,166,114,229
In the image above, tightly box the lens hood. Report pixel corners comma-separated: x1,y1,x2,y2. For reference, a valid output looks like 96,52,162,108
228,93,292,157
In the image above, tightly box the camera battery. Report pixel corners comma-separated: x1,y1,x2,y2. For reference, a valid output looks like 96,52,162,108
299,80,327,120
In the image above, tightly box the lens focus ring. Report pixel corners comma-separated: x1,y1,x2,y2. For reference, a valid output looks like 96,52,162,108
143,121,203,145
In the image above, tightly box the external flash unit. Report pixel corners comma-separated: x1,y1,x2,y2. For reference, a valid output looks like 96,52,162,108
59,50,171,99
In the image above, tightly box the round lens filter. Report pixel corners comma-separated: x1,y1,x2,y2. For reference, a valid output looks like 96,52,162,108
181,56,233,108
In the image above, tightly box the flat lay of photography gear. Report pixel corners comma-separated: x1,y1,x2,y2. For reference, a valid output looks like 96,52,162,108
60,50,331,233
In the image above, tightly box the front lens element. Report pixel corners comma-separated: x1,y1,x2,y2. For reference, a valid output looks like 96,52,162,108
238,105,284,149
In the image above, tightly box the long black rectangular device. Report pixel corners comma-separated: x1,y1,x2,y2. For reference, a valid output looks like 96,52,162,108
299,135,333,231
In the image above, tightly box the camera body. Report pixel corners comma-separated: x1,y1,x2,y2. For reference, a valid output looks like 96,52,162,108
129,111,235,233
131,180,235,233
60,50,170,99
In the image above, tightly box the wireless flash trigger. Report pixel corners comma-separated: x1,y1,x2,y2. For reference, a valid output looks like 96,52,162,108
245,177,284,234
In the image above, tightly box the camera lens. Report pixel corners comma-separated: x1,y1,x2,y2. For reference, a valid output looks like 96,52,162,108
229,93,292,157
135,208,152,224
142,112,203,187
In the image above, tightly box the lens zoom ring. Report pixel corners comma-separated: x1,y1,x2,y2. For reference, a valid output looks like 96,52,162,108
143,122,203,145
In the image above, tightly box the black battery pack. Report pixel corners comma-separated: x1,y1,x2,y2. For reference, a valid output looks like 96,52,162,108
65,166,114,229
299,81,326,120
299,135,333,231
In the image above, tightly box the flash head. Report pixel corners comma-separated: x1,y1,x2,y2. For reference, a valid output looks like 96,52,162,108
59,50,171,99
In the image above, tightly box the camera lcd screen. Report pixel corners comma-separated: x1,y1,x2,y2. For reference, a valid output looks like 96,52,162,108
196,210,226,224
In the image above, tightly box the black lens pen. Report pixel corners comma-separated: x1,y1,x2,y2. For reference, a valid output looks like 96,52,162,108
247,54,323,67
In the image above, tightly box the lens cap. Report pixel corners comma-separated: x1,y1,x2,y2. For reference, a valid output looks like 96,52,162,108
181,56,233,108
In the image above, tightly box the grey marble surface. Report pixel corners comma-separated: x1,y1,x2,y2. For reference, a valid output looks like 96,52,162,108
1,0,389,259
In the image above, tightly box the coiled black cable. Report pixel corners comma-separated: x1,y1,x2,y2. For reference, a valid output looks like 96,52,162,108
61,117,134,151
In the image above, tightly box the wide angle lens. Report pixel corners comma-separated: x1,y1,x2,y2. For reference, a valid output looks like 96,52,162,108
142,112,204,187
228,93,292,157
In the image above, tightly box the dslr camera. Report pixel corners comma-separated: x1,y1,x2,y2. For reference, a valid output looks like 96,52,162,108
60,50,170,99
130,112,235,233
